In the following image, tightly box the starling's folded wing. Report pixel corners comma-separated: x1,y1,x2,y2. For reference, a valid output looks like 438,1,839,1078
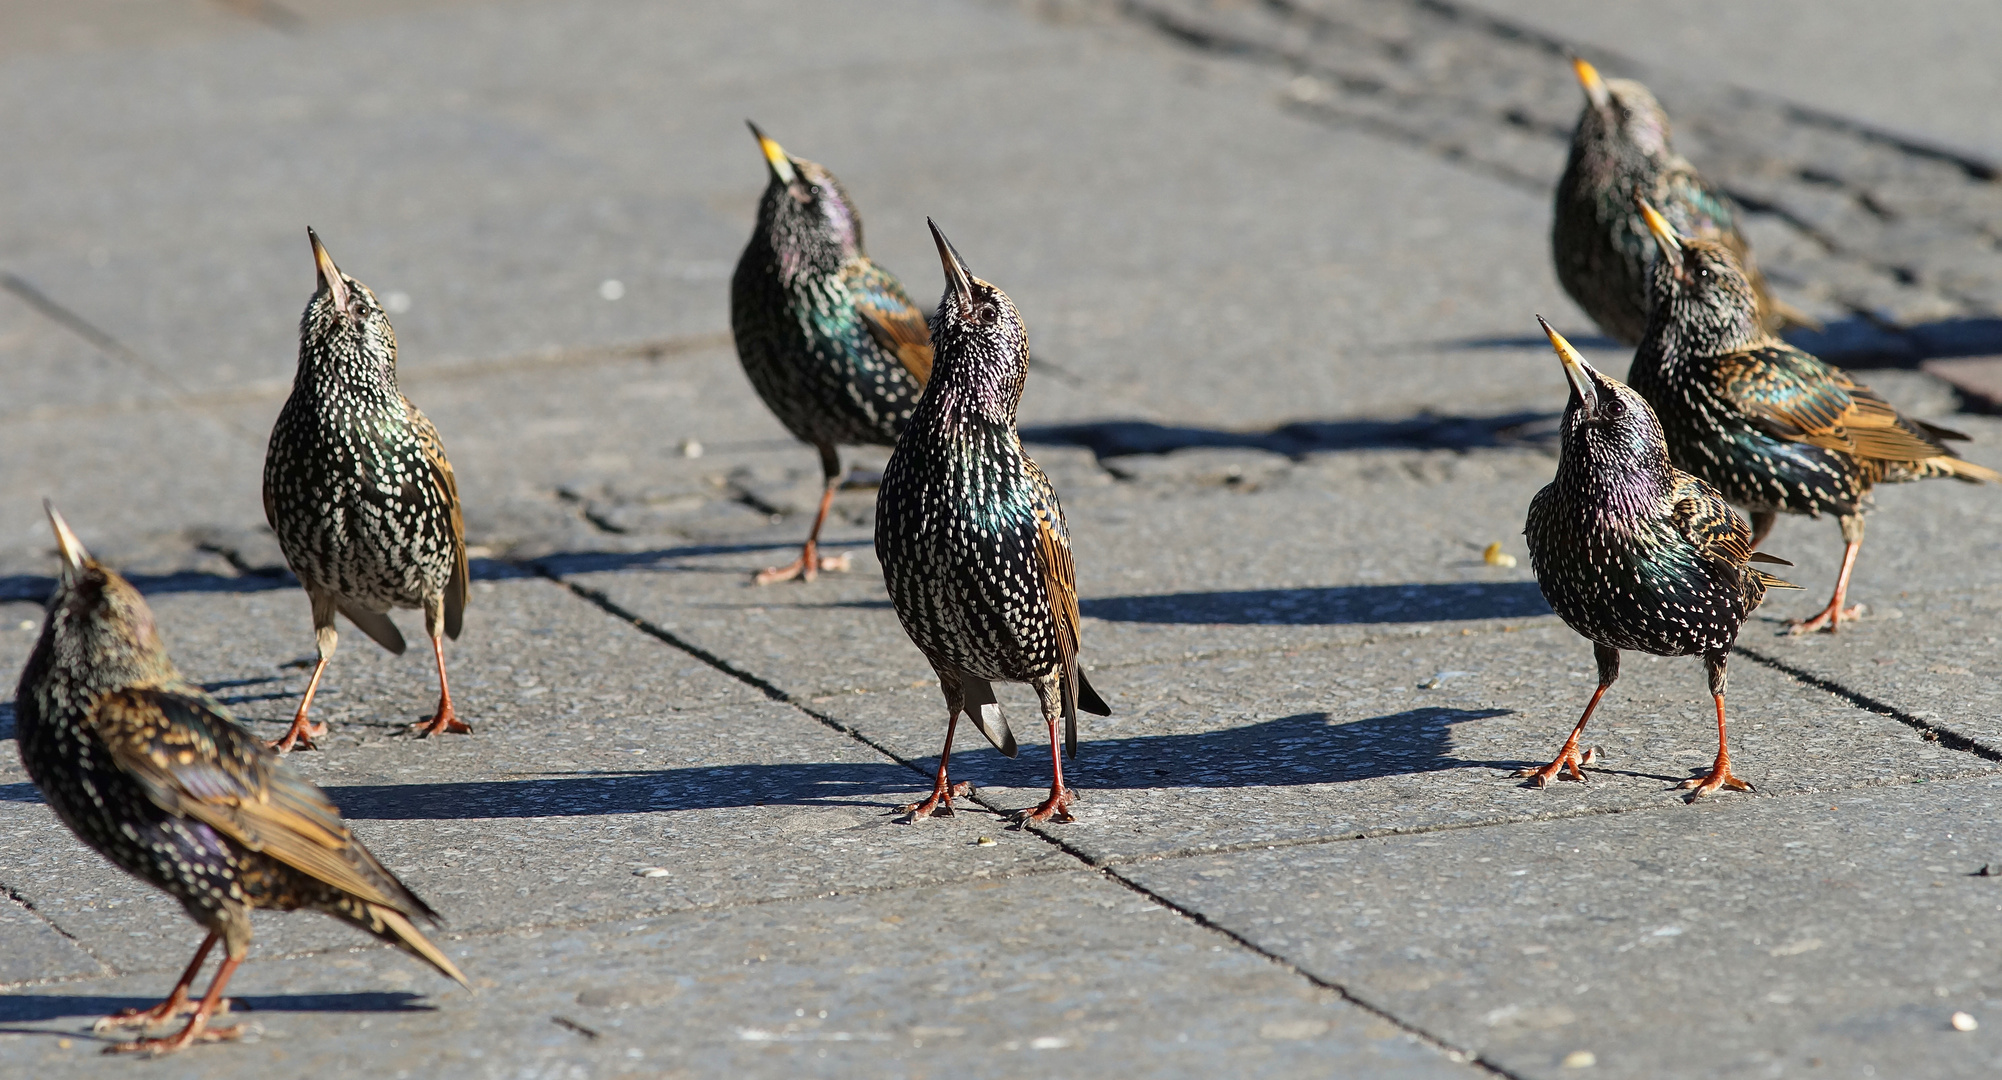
405,399,469,640
1715,345,1954,464
844,258,933,386
1669,474,1800,590
89,687,435,920
1025,460,1097,758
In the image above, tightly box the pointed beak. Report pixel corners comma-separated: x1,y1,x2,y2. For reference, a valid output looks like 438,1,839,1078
1636,199,1688,280
308,227,353,315
44,500,90,579
746,120,797,186
1536,315,1600,418
928,217,975,318
1572,56,1613,111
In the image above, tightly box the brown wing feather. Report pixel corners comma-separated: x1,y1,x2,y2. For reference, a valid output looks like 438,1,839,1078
857,302,933,386
406,398,469,639
1025,460,1083,756
1716,350,1964,464
1669,474,1801,590
90,688,433,919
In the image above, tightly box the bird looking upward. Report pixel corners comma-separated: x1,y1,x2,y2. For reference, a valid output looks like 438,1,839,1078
14,506,466,1055
1630,202,1998,633
875,220,1109,824
1552,57,1811,346
1522,320,1797,800
263,229,470,750
731,122,933,585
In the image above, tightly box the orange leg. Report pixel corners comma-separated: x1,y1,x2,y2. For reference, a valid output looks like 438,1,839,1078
902,710,974,819
1790,537,1863,634
1017,680,1076,824
269,653,330,753
94,932,220,1032
410,631,471,737
1676,690,1755,802
1518,643,1616,787
107,950,244,1055
754,449,853,585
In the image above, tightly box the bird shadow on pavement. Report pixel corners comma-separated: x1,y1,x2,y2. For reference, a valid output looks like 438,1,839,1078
1081,581,1552,625
0,991,433,1027
530,539,870,579
1021,410,1558,461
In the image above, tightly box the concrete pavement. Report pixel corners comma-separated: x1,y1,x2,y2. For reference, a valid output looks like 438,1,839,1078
3,1,2001,1076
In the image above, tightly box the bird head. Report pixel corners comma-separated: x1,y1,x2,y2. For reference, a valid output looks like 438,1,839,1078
32,503,172,691
747,122,864,279
1570,58,1672,161
926,218,1030,424
300,229,399,382
1537,316,1672,478
1637,200,1764,353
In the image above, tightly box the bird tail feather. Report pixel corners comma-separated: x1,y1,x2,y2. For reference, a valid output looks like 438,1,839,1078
961,677,1017,758
1756,570,1803,591
369,904,470,990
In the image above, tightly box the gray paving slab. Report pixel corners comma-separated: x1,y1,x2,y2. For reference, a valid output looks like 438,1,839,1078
0,578,1063,977
1122,777,2002,1078
0,871,1479,1079
815,625,1995,862
0,894,100,986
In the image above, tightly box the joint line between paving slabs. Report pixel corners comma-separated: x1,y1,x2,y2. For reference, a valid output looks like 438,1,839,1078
1090,863,1522,1077
1733,644,2002,762
3,883,113,976
527,563,942,781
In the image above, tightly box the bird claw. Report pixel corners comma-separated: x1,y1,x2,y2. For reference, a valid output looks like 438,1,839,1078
1787,603,1864,635
266,718,328,753
410,710,472,738
900,781,974,821
1676,764,1754,802
752,551,852,586
106,1022,244,1056
1013,787,1077,825
1516,746,1598,787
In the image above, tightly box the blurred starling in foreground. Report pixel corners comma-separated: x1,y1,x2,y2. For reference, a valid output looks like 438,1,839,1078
14,506,466,1055
264,230,470,750
1552,58,1812,346
876,220,1109,823
1632,203,1999,633
731,122,933,585
1523,320,1798,800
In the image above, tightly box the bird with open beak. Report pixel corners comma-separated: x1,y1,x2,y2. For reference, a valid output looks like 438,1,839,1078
14,504,467,1054
263,228,470,750
730,122,934,585
1627,200,1999,633
1523,318,1799,799
875,220,1110,823
1551,56,1812,346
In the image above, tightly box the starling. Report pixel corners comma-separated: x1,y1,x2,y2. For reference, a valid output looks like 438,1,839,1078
731,122,933,585
15,506,467,1055
263,229,470,750
1522,319,1799,800
875,220,1109,823
1552,58,1812,346
1632,202,2000,633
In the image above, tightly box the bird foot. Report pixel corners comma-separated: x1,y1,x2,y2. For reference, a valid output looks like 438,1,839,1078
1675,762,1755,803
1787,602,1864,635
92,996,231,1033
105,1021,244,1056
1515,746,1599,788
1013,786,1077,825
410,708,472,738
752,551,851,586
900,781,975,821
265,716,328,753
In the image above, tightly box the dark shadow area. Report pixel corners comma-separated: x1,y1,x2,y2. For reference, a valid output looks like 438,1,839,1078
1067,709,1526,789
1082,582,1552,625
531,537,871,578
1780,316,2002,369
1022,411,1558,461
0,557,531,605
0,991,433,1026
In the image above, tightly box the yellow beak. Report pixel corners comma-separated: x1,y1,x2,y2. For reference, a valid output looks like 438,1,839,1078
1537,315,1599,417
1572,56,1613,111
746,120,797,186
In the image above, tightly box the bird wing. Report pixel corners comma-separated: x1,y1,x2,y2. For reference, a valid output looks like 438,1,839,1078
405,398,470,640
1024,458,1086,758
89,687,431,918
1668,474,1801,591
1715,345,1954,464
843,258,933,386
